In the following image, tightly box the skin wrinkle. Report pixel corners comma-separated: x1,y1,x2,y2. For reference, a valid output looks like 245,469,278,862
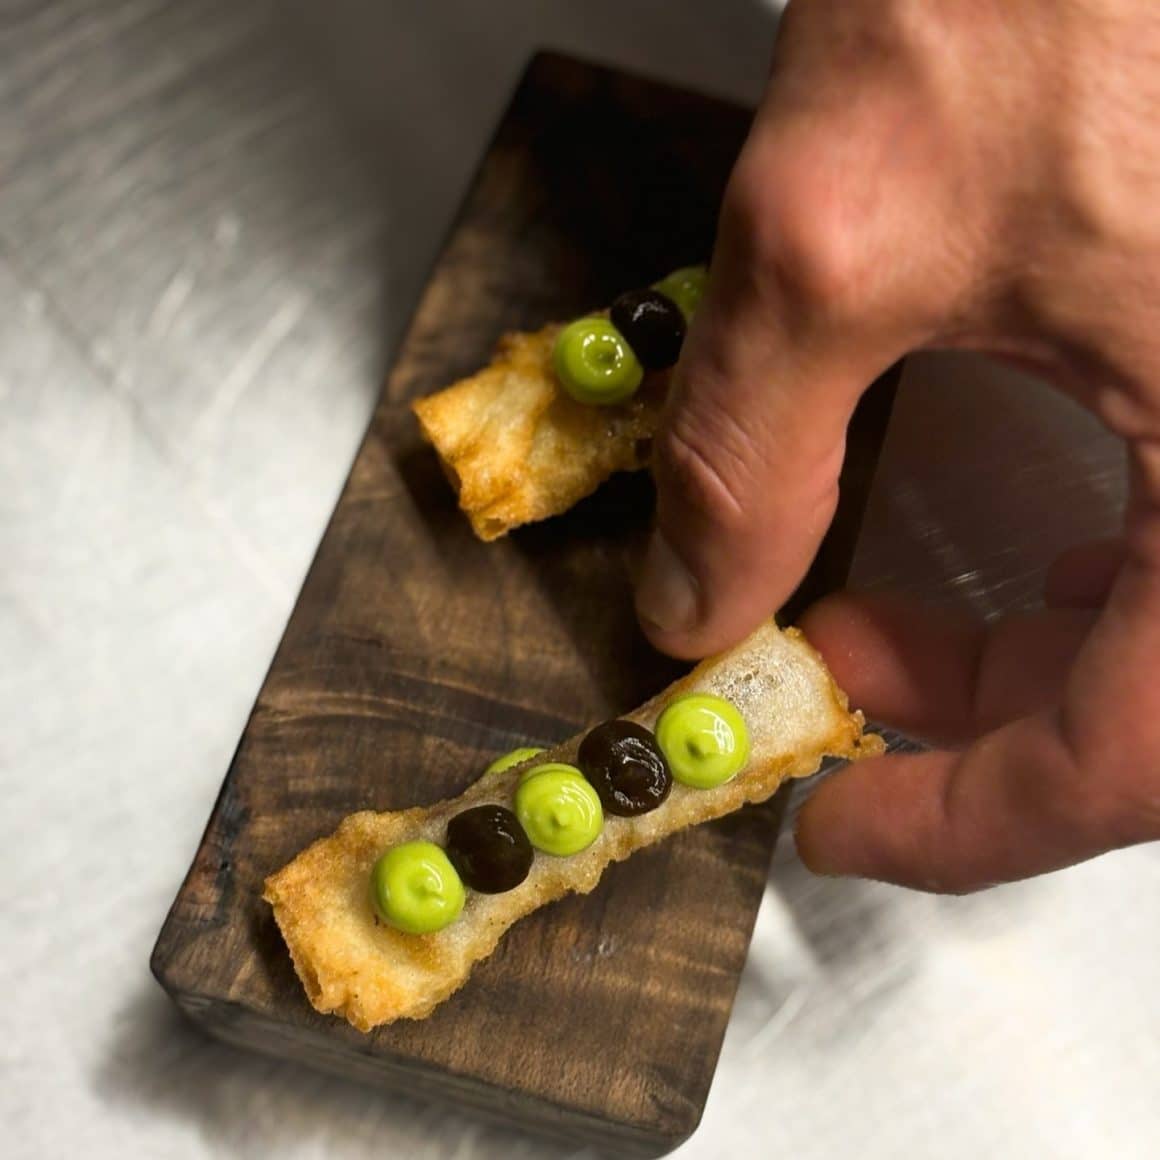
962,617,996,739
658,421,747,525
1039,711,1151,857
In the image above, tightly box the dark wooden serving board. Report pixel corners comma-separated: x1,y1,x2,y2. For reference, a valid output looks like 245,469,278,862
152,52,898,1157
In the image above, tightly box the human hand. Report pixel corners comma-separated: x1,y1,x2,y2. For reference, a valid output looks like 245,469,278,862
634,0,1160,889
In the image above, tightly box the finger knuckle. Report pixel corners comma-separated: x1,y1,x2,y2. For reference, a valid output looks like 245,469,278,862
1056,714,1160,848
722,148,866,322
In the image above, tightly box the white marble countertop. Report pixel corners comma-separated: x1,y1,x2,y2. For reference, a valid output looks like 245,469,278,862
2,3,1156,1158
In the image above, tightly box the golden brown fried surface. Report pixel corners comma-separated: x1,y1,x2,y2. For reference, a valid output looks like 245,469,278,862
264,624,882,1032
410,326,665,540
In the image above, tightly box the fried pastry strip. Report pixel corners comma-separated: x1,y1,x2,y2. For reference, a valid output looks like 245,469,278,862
410,325,665,540
264,623,882,1031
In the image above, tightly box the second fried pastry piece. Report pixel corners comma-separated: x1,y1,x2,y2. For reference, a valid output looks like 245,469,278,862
411,325,665,540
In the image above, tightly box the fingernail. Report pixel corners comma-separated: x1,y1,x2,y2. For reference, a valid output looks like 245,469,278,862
636,531,698,634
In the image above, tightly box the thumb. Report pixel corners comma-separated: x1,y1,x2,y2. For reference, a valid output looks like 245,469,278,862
635,140,909,658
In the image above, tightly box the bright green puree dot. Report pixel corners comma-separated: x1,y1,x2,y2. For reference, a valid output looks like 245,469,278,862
485,746,545,775
655,693,750,789
514,763,603,856
552,317,643,405
370,841,465,934
653,265,708,322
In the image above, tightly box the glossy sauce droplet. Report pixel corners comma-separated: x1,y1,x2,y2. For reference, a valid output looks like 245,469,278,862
655,694,750,789
653,265,708,321
577,719,672,816
551,317,643,405
445,804,534,894
514,763,603,855
369,841,465,934
610,289,686,370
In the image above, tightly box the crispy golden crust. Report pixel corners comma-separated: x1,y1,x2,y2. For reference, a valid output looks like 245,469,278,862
264,624,883,1031
410,326,665,540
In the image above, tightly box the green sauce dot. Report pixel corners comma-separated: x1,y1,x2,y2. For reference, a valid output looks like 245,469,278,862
514,763,603,855
552,317,643,405
370,841,465,934
485,746,545,775
655,694,750,789
653,265,708,322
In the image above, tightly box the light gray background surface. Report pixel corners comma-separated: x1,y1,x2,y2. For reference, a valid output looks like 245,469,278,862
3,2,1156,1157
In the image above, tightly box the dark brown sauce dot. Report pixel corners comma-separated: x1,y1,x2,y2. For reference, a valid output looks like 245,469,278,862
445,805,534,894
578,720,672,817
610,289,686,370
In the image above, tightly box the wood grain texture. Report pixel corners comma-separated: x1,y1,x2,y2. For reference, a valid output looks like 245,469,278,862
151,52,898,1156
